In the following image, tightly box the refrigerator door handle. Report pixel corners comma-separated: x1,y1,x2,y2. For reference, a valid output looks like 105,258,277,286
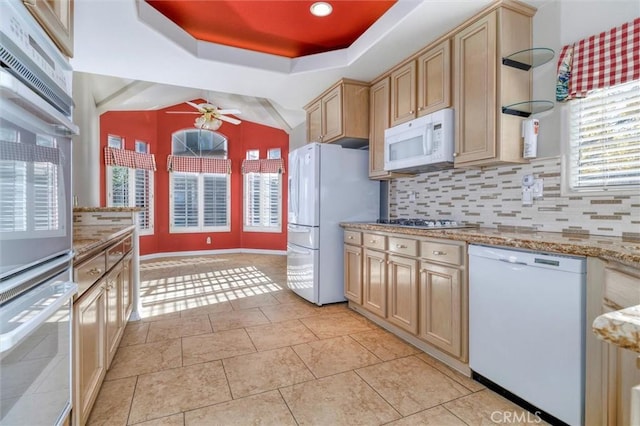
287,225,311,233
288,245,311,256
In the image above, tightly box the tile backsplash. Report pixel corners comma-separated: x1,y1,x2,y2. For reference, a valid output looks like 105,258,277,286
389,157,639,238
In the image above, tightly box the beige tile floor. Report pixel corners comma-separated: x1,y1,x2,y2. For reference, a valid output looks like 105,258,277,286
87,253,543,425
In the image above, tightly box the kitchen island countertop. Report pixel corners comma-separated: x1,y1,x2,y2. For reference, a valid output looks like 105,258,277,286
73,224,135,262
593,307,640,353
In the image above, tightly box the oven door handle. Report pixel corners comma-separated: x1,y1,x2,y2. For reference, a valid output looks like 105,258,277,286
0,281,78,354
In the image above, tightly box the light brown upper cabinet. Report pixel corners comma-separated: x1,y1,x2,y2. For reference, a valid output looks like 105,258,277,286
24,0,74,57
453,4,535,167
390,61,417,126
390,40,452,127
304,79,369,146
369,78,390,179
417,39,451,117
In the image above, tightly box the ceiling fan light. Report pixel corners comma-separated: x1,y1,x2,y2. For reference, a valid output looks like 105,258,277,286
310,2,332,17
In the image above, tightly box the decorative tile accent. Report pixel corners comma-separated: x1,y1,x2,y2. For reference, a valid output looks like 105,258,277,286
389,157,640,237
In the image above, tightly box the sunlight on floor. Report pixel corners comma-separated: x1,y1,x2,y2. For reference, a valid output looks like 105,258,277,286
139,258,284,317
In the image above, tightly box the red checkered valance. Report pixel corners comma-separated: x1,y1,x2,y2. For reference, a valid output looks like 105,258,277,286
167,155,231,174
241,158,285,174
241,159,261,174
201,158,231,174
105,147,156,171
260,158,285,174
557,18,640,101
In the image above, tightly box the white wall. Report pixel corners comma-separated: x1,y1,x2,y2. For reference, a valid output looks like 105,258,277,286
288,122,307,152
72,72,101,206
532,0,640,158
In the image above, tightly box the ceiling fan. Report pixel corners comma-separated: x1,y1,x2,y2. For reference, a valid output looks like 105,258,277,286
168,101,242,130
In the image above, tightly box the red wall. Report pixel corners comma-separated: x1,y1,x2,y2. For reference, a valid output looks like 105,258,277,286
99,101,289,256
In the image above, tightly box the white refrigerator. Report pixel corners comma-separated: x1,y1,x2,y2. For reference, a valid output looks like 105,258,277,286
287,143,380,305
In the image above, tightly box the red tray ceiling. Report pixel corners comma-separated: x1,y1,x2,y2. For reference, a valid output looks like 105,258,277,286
145,1,396,58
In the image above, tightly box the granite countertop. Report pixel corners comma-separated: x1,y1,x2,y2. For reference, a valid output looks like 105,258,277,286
339,222,640,268
593,307,640,353
342,221,640,352
73,225,135,262
74,207,142,213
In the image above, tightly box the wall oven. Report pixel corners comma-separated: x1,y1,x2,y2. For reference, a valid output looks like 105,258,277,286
0,0,78,425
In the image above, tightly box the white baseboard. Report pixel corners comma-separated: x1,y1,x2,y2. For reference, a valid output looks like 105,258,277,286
140,248,287,261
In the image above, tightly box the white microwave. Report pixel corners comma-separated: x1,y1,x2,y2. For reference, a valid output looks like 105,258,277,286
384,108,454,173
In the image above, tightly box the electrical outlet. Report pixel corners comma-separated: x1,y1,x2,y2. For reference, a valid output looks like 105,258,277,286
206,236,211,244
409,191,416,202
533,178,544,198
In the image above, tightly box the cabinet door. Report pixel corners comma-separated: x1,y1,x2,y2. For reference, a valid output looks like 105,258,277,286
454,11,497,165
417,39,451,116
322,86,343,142
390,61,417,126
418,262,462,357
363,249,387,317
74,282,106,426
369,77,391,179
386,255,418,334
306,99,322,142
121,255,133,323
23,0,74,57
344,244,363,304
105,268,122,366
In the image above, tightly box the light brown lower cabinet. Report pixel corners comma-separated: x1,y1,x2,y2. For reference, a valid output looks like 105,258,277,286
73,279,107,426
386,254,418,334
363,248,387,318
600,263,640,426
418,262,462,358
344,229,467,363
344,244,363,304
73,237,134,426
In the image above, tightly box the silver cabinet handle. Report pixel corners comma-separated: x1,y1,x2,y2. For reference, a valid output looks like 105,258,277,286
356,253,360,256
432,251,447,256
370,240,376,244
378,259,384,263
396,244,407,249
88,268,102,276
348,236,354,239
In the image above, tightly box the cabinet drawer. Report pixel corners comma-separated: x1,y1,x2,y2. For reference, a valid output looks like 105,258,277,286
122,235,133,254
74,252,106,295
363,233,386,250
421,241,463,266
604,266,640,309
106,241,126,271
344,230,362,245
388,237,418,257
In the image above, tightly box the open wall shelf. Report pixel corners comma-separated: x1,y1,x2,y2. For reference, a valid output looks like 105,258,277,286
502,48,555,71
502,100,554,117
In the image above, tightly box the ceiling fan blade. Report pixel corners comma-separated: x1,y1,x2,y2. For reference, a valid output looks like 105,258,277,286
217,109,241,115
166,111,201,114
186,101,202,110
218,115,241,125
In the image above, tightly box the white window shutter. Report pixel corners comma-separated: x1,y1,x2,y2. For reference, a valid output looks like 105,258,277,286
569,80,640,191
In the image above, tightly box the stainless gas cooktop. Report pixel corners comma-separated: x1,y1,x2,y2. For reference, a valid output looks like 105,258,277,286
375,218,476,229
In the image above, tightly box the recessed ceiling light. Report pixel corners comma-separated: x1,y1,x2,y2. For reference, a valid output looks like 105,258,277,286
310,2,332,17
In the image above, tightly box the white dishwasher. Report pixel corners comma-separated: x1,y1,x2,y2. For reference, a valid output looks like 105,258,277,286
468,244,586,426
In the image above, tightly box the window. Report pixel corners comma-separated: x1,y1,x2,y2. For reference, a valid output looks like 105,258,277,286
564,80,640,193
169,129,230,233
242,150,283,232
105,136,155,235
